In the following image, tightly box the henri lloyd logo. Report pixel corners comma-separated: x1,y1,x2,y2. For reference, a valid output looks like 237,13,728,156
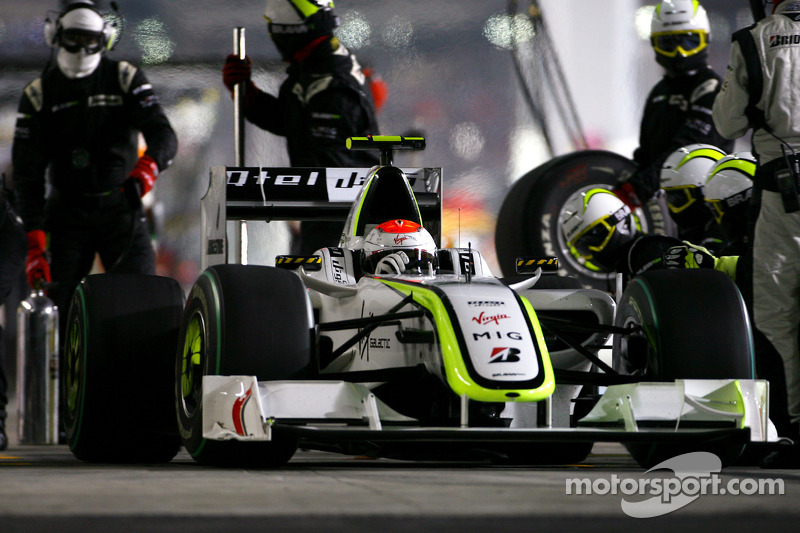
566,452,784,518
489,347,520,363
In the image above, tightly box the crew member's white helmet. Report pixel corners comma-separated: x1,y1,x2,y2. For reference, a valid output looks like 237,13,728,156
560,189,637,271
361,219,437,275
46,1,112,79
650,0,710,76
660,143,726,214
651,0,710,35
704,152,756,233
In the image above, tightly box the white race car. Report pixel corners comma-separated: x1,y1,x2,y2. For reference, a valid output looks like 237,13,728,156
62,137,773,468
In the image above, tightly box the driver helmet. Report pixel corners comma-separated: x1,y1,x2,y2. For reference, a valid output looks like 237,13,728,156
650,0,711,75
264,0,339,61
704,152,756,238
560,189,637,272
660,143,726,229
361,219,437,275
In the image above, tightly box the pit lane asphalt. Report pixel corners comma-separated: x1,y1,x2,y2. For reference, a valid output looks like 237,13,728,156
2,442,800,533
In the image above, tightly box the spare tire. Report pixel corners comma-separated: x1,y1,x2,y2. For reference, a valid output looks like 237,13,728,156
495,150,674,289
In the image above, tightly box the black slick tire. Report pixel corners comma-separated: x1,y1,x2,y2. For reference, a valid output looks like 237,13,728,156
64,273,184,463
175,265,313,467
613,269,754,381
612,269,754,468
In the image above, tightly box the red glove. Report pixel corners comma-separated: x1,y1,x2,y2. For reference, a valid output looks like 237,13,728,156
222,54,255,98
612,182,642,210
26,230,51,289
128,155,159,197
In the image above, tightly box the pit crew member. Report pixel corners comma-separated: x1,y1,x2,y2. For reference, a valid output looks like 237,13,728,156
711,0,800,450
614,0,733,208
222,0,380,254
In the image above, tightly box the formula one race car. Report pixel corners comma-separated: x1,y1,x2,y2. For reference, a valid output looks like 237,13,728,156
62,137,773,468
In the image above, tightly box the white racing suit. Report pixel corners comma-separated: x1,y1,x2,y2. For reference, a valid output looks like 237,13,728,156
712,1,800,426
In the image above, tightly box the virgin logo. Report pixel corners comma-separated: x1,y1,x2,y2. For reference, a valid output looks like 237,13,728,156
394,235,411,245
472,311,511,325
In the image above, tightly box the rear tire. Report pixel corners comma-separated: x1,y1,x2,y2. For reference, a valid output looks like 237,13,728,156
64,274,183,463
175,265,313,467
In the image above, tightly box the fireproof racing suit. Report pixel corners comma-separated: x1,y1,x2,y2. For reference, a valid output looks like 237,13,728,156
242,38,380,254
12,57,177,327
712,0,800,427
628,67,734,203
0,195,26,443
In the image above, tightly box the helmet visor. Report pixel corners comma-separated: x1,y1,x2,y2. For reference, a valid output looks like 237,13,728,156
652,30,707,57
665,185,700,213
61,29,103,54
363,248,437,274
570,206,631,258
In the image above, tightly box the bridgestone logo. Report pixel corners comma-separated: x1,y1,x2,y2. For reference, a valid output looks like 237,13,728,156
770,34,800,47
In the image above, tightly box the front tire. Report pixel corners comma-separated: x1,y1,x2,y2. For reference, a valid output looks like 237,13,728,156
64,274,184,463
612,269,754,468
175,265,313,467
613,269,754,381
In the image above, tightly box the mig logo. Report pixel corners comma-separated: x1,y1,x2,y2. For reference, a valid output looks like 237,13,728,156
489,347,521,363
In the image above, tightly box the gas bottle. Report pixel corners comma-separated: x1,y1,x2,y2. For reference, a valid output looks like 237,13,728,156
16,289,59,444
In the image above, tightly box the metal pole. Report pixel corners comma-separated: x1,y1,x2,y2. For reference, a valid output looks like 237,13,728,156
233,27,246,166
233,27,247,264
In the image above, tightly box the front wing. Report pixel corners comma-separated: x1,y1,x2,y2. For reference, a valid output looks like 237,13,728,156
201,376,770,448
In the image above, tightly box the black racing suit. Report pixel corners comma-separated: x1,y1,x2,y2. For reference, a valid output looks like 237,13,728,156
0,195,26,428
11,57,177,341
243,37,380,254
628,67,734,203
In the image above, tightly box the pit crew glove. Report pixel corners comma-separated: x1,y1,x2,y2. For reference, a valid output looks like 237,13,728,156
612,182,642,210
664,243,717,270
222,54,256,99
123,155,159,210
26,229,51,289
375,251,410,275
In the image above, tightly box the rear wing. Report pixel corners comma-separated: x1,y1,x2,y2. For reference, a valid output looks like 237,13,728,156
201,166,442,269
